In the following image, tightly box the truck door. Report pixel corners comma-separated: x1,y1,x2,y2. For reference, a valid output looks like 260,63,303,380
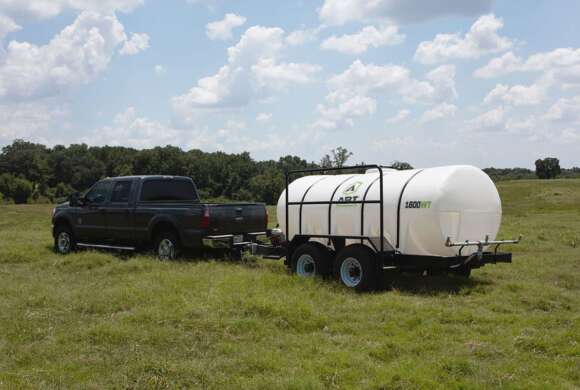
76,180,112,243
104,180,136,246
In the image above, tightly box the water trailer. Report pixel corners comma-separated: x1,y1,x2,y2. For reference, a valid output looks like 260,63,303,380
251,165,521,291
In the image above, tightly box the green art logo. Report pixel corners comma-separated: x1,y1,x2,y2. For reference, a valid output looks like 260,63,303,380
342,181,363,195
338,181,363,203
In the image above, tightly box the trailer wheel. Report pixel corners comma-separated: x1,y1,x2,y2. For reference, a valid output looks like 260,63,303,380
335,245,378,291
290,243,331,278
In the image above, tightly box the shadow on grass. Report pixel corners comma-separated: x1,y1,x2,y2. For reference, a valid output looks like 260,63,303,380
45,245,253,264
385,272,493,295
45,244,491,295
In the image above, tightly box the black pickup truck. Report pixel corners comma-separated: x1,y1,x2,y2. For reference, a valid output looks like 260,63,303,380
52,176,267,259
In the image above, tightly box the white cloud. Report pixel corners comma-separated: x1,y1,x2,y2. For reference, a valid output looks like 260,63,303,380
154,64,166,75
318,0,493,25
313,60,457,129
419,102,457,124
483,83,546,106
558,128,580,143
206,13,246,41
0,12,138,99
0,100,69,144
543,96,580,122
474,51,524,78
0,14,20,40
467,106,507,131
475,48,580,88
426,64,458,101
414,14,512,64
386,109,410,124
327,60,454,104
172,25,321,116
88,109,290,154
286,27,321,46
85,107,183,149
313,95,377,129
120,32,149,55
320,25,404,55
252,58,321,88
504,116,537,134
0,0,144,21
256,112,272,123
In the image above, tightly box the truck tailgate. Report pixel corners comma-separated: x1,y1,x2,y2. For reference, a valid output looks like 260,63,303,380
206,203,266,234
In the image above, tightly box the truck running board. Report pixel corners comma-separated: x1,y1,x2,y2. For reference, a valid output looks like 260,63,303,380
77,243,136,251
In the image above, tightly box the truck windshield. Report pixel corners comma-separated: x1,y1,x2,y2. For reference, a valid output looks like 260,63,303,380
140,179,199,202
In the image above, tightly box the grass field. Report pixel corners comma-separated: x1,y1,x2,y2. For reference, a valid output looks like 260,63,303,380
0,180,579,389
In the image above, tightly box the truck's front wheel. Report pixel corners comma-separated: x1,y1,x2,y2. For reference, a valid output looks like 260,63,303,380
155,232,180,261
54,225,76,255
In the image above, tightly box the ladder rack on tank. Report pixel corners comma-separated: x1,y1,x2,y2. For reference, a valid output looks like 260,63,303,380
285,164,390,253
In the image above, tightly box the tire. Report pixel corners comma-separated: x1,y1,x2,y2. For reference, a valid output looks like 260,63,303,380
334,245,379,292
54,225,76,255
290,242,331,278
155,231,180,261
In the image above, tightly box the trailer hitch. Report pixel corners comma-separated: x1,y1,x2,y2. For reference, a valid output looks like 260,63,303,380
445,235,522,266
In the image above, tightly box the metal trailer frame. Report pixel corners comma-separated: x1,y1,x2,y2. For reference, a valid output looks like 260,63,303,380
274,164,520,273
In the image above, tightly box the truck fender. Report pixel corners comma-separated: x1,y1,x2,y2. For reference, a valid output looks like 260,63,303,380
52,214,75,238
147,215,182,243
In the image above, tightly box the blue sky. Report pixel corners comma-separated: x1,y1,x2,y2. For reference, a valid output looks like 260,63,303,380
1,0,580,168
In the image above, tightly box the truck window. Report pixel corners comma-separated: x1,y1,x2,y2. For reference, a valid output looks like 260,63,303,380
140,179,198,202
111,181,132,203
84,181,111,204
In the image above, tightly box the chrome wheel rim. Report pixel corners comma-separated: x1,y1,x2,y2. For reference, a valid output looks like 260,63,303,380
340,257,362,287
158,238,175,260
296,254,316,277
57,231,71,253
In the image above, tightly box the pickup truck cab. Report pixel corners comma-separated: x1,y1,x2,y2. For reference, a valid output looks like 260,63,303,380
52,175,267,259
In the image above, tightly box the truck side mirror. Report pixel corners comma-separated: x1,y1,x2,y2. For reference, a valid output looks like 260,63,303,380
69,192,83,207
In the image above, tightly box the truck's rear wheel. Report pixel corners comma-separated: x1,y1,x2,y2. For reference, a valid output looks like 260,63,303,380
335,245,378,291
155,232,180,261
290,243,331,278
54,225,76,255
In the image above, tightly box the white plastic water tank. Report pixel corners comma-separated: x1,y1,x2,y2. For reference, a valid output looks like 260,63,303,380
276,165,502,257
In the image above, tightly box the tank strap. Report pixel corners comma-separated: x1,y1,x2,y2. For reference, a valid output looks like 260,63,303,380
327,175,357,243
360,175,382,244
299,177,330,234
396,169,425,250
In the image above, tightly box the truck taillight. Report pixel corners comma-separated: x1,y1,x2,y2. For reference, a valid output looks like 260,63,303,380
201,206,210,229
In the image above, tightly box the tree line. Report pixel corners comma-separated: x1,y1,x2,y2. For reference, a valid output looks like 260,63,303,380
484,158,579,181
0,139,577,204
0,140,373,204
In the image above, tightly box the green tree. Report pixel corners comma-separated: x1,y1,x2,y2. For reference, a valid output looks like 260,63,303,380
320,147,353,168
249,171,285,204
0,174,33,203
0,140,50,189
391,161,414,170
535,157,561,179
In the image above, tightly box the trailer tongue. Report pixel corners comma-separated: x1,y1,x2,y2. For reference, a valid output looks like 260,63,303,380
249,164,521,291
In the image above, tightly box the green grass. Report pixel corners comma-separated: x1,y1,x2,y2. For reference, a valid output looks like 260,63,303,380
1,180,579,389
